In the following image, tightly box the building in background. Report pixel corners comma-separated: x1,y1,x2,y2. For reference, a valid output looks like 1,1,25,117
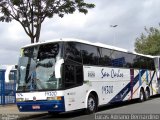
0,65,17,105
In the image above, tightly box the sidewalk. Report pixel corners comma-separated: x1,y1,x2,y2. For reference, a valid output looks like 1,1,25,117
0,104,47,119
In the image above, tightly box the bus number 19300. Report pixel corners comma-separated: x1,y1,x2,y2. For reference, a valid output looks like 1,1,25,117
102,86,113,94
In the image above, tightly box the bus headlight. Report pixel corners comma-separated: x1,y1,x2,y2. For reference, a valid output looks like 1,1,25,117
16,98,24,102
47,96,62,101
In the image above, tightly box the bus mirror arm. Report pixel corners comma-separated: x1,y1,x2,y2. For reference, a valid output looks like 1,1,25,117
5,65,14,83
55,59,64,79
15,65,18,69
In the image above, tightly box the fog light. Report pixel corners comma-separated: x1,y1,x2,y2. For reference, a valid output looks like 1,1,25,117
47,97,55,100
54,105,58,108
16,98,24,102
19,106,22,109
47,96,62,101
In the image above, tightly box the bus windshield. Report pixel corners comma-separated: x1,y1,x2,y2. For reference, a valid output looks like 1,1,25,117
17,42,63,92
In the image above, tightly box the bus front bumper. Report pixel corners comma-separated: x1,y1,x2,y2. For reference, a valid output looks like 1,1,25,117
16,100,65,112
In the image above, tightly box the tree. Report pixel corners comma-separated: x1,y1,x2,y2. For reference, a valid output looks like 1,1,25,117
134,25,160,55
0,0,95,43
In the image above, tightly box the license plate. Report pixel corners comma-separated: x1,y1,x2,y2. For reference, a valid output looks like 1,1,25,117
32,105,40,109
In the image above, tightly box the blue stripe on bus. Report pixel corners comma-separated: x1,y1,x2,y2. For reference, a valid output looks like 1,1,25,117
130,69,134,99
109,69,146,103
139,70,142,86
146,70,149,83
149,71,155,86
147,71,156,95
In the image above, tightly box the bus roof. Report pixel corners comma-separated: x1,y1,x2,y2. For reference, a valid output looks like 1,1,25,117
22,38,154,58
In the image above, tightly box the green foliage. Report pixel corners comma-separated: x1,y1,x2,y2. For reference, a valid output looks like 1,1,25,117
0,0,95,43
134,25,160,55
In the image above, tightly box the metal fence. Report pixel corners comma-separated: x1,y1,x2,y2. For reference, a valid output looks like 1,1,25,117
0,70,16,105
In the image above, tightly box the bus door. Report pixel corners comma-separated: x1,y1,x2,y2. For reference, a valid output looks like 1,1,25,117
154,57,160,94
63,60,85,111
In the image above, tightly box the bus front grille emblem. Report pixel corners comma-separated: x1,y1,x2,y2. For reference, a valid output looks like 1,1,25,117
33,96,36,101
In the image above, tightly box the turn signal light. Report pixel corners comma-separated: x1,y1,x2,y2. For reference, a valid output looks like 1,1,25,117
56,96,62,100
47,96,62,101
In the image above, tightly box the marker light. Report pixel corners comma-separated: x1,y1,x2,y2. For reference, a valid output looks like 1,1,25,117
47,96,62,101
16,98,24,102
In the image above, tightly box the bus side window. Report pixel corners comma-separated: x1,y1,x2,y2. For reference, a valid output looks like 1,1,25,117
81,44,99,65
132,56,148,70
120,53,134,68
146,58,154,70
64,64,83,89
76,66,83,85
65,65,75,88
111,51,125,67
149,58,155,70
100,48,112,66
65,42,82,63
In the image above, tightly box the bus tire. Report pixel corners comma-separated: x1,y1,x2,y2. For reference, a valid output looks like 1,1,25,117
139,89,145,102
145,89,150,100
85,94,97,114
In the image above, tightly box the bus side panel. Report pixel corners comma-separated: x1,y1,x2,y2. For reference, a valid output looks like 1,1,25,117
83,66,131,105
64,67,158,112
123,69,139,100
140,69,147,92
150,71,158,95
147,71,156,96
123,69,154,100
64,85,89,112
129,70,157,100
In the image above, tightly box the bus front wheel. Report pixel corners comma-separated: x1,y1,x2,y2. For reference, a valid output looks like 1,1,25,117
85,94,97,114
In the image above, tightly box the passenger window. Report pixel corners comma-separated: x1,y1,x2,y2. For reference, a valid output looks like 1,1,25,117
65,42,82,63
99,48,112,66
38,43,59,60
111,51,125,67
81,44,99,65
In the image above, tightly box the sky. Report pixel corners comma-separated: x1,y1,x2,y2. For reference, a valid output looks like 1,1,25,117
0,0,160,65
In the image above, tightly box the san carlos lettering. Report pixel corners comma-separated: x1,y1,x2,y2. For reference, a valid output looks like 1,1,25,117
111,69,123,78
101,68,124,79
101,68,110,78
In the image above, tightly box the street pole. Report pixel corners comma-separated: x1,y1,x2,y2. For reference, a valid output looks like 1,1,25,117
110,25,118,45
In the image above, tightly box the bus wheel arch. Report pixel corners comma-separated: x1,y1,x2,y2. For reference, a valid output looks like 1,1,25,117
85,91,98,114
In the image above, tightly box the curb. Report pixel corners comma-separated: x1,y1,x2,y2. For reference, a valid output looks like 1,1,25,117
18,113,48,120
0,104,16,107
0,113,48,120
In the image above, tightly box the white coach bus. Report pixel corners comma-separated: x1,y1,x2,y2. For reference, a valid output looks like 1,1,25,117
16,38,160,114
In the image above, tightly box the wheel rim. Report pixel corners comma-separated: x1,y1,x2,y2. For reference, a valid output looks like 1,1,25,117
88,97,95,111
140,91,143,101
146,91,149,99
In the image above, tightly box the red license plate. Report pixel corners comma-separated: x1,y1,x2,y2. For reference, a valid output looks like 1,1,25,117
32,105,40,109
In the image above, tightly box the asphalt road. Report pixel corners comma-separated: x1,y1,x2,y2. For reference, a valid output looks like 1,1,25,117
26,95,160,120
